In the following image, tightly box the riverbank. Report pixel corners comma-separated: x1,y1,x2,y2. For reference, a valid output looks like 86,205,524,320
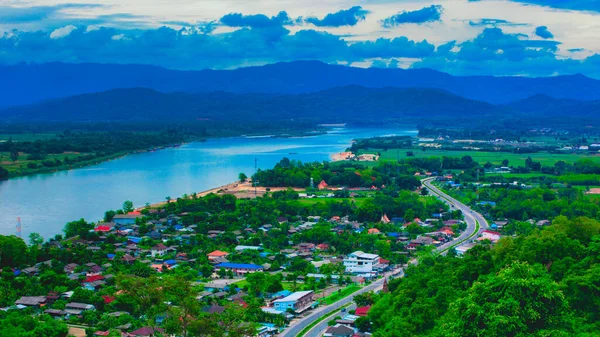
0,127,332,181
144,181,304,209
1,127,416,238
1,144,183,180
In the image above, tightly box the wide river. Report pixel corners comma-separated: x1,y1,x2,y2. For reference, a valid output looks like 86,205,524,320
0,127,416,239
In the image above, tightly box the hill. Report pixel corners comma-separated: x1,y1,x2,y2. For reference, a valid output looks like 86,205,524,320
2,61,600,107
0,86,503,124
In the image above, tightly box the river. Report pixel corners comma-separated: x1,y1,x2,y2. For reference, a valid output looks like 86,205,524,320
0,127,416,239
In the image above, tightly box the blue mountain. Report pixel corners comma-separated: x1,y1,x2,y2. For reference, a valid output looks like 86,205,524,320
2,61,600,107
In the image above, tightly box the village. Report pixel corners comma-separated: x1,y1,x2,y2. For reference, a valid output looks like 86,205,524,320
3,186,507,337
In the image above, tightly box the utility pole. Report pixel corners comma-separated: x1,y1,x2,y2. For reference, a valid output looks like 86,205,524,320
254,158,258,197
16,217,22,238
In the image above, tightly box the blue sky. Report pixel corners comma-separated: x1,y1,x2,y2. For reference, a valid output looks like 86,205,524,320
1,0,600,78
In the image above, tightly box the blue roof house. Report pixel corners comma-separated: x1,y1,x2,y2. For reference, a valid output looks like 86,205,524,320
214,262,264,277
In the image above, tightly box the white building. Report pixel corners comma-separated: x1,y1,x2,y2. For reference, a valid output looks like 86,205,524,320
344,251,380,274
455,243,477,256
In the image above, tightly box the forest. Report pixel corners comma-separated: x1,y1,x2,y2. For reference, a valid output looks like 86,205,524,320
364,216,600,337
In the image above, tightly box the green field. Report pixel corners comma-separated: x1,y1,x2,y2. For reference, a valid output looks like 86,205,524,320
485,173,552,179
319,284,361,305
370,148,599,166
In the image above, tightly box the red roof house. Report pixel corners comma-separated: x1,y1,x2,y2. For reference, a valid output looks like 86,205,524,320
316,243,330,250
102,295,115,304
207,250,229,260
94,226,112,232
318,180,329,190
83,275,104,284
355,306,371,316
368,228,381,234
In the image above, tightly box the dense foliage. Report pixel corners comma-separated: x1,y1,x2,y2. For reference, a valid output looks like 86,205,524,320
367,216,600,337
253,158,422,190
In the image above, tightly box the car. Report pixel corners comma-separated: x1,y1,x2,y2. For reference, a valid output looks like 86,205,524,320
341,308,346,312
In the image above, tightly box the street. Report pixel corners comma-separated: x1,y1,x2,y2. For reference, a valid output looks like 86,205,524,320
278,177,488,336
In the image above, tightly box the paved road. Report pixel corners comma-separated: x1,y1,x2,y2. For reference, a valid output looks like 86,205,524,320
279,178,487,336
303,303,357,337
279,276,390,337
422,177,489,254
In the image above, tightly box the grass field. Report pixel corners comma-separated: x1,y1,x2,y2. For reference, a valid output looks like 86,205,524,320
369,148,600,166
485,173,553,179
319,284,361,305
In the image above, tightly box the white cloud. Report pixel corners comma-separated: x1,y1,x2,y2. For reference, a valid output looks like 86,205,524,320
49,24,76,38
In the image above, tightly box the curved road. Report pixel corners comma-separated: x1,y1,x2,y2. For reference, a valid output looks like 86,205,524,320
279,178,488,336
422,177,489,254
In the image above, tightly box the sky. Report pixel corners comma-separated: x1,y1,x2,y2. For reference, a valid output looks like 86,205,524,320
1,0,600,78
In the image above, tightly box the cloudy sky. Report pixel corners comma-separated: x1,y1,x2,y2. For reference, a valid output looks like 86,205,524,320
1,0,600,78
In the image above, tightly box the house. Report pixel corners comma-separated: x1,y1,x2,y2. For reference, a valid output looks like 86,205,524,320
344,251,380,274
367,228,381,235
151,243,168,257
455,243,477,256
112,213,143,226
121,254,136,264
295,243,316,252
44,309,66,318
307,273,341,283
15,296,47,307
207,250,229,261
355,306,371,317
234,245,262,252
203,281,231,293
536,220,550,227
94,225,112,233
412,236,435,246
478,230,501,243
273,291,314,313
64,263,79,274
494,220,509,229
82,274,106,291
214,262,264,277
318,180,329,190
311,260,331,271
316,243,330,251
202,305,226,314
324,324,355,337
129,327,165,337
66,302,95,311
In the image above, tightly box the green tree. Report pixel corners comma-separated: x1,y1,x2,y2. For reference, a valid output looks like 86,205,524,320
0,235,28,267
28,232,44,246
122,200,134,213
239,172,248,182
9,150,19,162
439,262,573,337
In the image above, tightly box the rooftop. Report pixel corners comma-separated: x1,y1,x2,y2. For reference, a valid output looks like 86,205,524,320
215,262,263,270
273,290,313,303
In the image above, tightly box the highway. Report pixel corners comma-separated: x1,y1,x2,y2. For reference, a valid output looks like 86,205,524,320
279,177,487,336
422,177,489,254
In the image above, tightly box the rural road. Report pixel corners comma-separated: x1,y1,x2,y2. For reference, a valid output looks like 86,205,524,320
279,177,488,336
422,177,489,254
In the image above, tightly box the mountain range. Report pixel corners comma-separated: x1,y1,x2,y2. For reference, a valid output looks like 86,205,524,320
2,86,599,129
3,61,600,108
